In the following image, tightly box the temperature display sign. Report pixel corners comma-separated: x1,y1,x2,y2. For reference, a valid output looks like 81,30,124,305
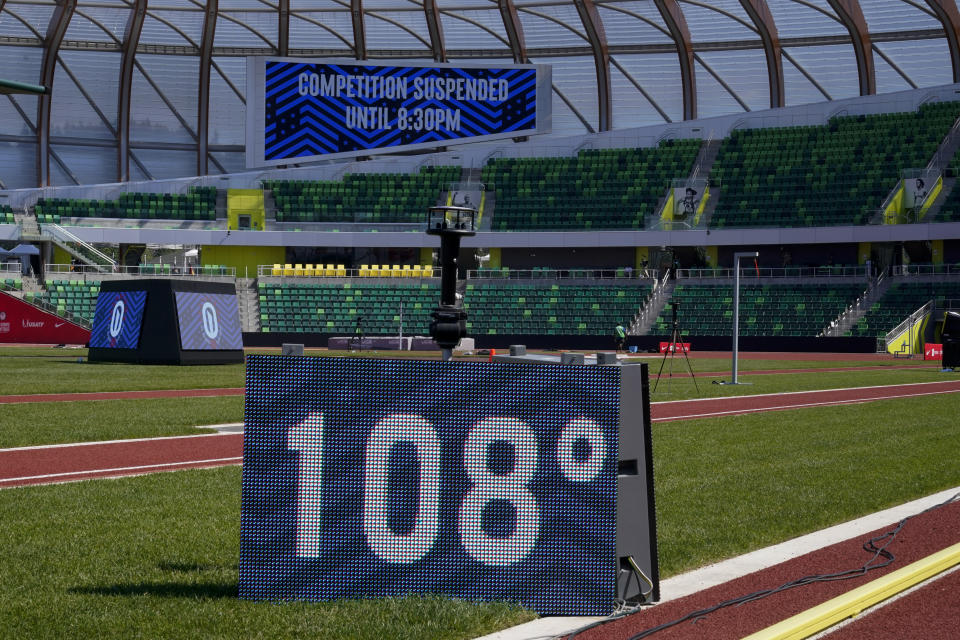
240,357,621,615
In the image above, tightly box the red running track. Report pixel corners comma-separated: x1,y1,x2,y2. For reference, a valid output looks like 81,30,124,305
3,380,960,489
567,499,960,640
0,387,243,405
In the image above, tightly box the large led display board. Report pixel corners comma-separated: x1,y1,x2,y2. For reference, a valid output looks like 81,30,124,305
246,58,551,167
88,280,244,365
174,291,243,351
88,290,147,350
240,357,657,615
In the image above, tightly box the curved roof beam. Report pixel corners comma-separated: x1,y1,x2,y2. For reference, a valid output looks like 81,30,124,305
351,0,367,59
824,0,876,95
739,0,785,108
119,0,147,183
654,0,696,120
364,11,433,52
440,10,512,51
872,43,918,89
424,0,446,62
216,10,275,49
278,0,289,55
198,0,218,176
498,0,528,63
926,0,960,83
287,10,355,52
38,0,77,186
782,49,833,101
609,57,672,123
574,0,611,131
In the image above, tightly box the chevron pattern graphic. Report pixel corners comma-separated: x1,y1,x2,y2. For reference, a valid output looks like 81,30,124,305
264,61,538,162
174,292,243,350
89,290,147,350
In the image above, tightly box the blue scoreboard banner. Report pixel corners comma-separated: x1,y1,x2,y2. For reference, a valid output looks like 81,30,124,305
88,290,147,350
246,57,551,167
174,291,243,351
240,357,620,615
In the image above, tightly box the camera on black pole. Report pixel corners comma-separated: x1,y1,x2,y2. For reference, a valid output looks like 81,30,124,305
426,205,476,361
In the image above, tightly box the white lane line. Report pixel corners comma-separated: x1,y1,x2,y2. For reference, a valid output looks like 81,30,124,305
651,379,960,406
653,388,960,422
0,431,240,453
0,456,243,484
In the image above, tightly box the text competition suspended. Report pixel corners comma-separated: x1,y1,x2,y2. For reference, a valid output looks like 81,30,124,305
297,72,511,102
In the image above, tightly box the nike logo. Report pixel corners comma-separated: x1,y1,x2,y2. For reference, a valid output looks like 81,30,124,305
55,322,65,328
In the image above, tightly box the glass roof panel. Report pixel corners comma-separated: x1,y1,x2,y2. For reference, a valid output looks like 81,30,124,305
64,10,120,43
0,46,42,96
516,5,587,49
530,54,599,132
694,58,747,119
875,39,954,89
781,54,830,106
51,145,116,185
612,53,684,123
858,0,940,32
134,148,196,180
219,0,274,8
595,2,673,47
210,151,247,175
438,8,509,51
53,51,121,137
680,0,756,43
1,2,57,39
141,9,204,46
0,142,37,189
872,51,914,95
288,10,355,51
364,9,432,51
215,10,278,49
142,0,198,8
696,49,771,113
609,62,672,127
783,44,859,101
766,0,845,39
363,0,421,10
130,54,199,144
73,6,132,43
209,57,247,146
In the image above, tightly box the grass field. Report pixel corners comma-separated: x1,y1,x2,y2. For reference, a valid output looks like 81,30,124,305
2,347,959,639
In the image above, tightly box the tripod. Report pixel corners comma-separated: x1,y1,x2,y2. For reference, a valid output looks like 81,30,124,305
653,302,699,394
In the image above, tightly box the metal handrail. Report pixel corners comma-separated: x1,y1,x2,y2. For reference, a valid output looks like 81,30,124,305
466,267,657,280
45,223,117,271
44,263,235,278
678,265,867,279
257,264,440,279
892,263,960,276
885,299,932,354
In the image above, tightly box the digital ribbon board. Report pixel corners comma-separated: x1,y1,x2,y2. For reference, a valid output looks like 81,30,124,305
240,357,657,615
245,58,551,167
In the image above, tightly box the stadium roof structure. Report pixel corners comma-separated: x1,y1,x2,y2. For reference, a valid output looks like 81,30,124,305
1,0,959,191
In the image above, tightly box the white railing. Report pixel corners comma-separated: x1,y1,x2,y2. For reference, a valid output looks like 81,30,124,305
45,224,117,271
885,299,932,355
44,263,235,278
678,265,867,279
892,263,960,277
258,264,440,279
466,267,658,280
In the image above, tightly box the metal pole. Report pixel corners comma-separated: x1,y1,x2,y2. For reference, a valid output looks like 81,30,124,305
399,301,403,351
731,251,758,384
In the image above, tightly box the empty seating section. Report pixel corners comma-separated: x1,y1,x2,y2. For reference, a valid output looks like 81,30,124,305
1,204,13,224
35,187,217,222
264,166,460,223
258,282,438,334
1,277,22,291
933,171,960,222
462,283,651,335
710,102,960,227
267,263,433,277
33,280,101,322
850,282,960,337
655,284,862,336
481,139,701,230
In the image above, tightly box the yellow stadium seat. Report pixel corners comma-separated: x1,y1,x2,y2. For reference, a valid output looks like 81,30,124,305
336,264,346,276
369,264,380,277
271,263,282,276
401,265,412,277
326,264,335,277
359,264,370,277
391,264,401,277
294,263,304,276
303,264,316,277
423,264,434,277
411,264,423,277
283,263,295,276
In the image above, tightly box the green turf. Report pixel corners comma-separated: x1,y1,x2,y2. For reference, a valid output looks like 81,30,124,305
654,392,960,575
0,349,244,395
0,396,243,448
0,468,535,640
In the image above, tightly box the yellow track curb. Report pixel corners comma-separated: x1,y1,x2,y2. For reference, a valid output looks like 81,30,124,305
742,541,960,640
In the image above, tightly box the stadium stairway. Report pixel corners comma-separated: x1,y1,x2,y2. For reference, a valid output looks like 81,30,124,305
236,278,260,332
822,275,889,337
631,276,674,335
921,176,957,222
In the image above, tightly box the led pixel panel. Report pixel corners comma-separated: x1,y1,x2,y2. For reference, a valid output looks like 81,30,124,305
240,357,620,615
88,290,147,349
174,292,243,350
246,57,551,166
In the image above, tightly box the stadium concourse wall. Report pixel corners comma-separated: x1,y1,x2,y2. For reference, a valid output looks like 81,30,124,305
241,331,875,353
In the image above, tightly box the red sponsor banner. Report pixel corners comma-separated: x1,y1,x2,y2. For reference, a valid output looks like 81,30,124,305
925,343,943,360
0,291,91,344
659,341,691,353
